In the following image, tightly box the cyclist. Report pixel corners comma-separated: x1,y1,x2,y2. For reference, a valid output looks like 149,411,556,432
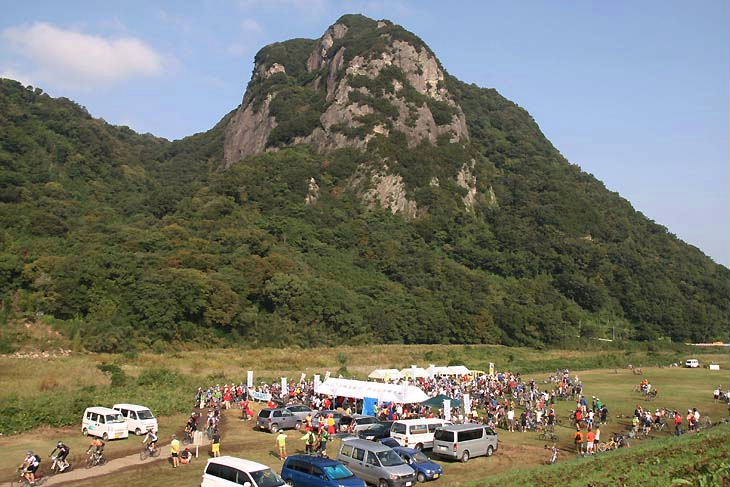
547,443,558,464
50,441,71,472
143,429,159,454
86,437,105,464
20,451,41,485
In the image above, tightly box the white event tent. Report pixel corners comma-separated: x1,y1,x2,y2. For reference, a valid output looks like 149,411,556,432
315,378,428,404
399,366,429,378
427,365,471,376
367,369,403,381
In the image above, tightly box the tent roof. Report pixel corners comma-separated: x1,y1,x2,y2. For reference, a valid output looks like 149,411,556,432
314,378,428,403
427,365,472,376
421,394,462,408
400,367,429,378
368,369,403,380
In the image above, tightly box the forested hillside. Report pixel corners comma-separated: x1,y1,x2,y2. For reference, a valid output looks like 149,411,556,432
0,16,726,353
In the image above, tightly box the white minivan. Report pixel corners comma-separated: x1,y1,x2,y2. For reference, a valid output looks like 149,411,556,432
201,456,285,487
82,407,129,440
113,403,159,435
685,359,700,368
390,418,452,450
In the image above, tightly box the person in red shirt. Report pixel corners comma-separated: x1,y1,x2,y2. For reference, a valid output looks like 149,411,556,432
674,411,684,435
586,429,596,454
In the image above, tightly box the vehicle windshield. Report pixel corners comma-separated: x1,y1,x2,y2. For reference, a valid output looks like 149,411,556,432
323,464,354,480
137,409,155,420
377,450,405,467
250,468,285,487
106,414,125,424
412,452,429,463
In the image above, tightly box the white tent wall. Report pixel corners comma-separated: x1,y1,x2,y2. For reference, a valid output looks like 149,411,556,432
315,378,428,403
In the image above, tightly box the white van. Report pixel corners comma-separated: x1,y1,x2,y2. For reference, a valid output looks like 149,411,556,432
685,359,700,368
201,456,285,487
82,407,129,440
390,418,452,450
113,404,159,435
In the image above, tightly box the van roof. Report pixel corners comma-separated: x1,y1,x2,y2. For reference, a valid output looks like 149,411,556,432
206,456,270,472
437,424,487,432
341,438,391,451
112,404,151,410
85,407,122,414
285,455,344,467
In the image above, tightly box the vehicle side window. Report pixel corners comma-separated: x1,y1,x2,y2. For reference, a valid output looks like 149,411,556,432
129,411,137,419
411,424,428,435
236,470,251,485
311,466,325,478
341,444,354,457
353,448,365,461
211,464,237,483
283,410,293,417
366,451,379,466
484,427,496,436
86,412,93,420
273,411,282,417
458,429,482,442
98,415,105,424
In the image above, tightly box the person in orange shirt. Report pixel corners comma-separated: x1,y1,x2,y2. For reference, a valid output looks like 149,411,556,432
574,429,583,454
586,429,596,454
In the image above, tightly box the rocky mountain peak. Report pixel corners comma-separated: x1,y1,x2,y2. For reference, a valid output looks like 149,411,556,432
223,14,469,167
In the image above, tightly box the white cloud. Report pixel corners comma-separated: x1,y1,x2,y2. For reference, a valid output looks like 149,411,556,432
2,22,165,90
241,19,264,35
0,68,35,87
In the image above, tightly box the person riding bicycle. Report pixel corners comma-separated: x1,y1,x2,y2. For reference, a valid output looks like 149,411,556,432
50,441,71,471
20,451,41,484
143,429,159,453
86,437,105,461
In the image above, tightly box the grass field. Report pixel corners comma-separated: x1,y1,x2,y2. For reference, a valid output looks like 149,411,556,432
0,344,725,486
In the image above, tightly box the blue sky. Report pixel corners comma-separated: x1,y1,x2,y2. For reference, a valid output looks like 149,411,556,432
0,0,727,266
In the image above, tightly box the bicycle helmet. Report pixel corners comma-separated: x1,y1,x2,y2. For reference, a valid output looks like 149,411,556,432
57,441,63,447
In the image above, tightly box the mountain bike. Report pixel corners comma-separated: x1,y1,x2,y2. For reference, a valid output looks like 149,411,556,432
85,450,107,469
140,443,161,460
49,455,72,475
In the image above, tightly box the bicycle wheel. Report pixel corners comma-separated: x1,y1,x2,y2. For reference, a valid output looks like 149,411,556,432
98,456,107,466
140,449,149,461
85,456,95,469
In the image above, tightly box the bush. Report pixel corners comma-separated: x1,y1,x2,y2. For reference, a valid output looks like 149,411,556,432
137,368,183,387
97,363,127,387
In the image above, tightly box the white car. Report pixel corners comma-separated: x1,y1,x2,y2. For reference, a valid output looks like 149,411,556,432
113,403,158,435
685,359,700,368
201,456,285,487
82,406,129,440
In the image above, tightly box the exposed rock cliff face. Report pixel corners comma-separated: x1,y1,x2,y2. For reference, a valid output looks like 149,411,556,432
223,15,469,166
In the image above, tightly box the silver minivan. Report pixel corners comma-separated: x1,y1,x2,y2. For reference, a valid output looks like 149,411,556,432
432,424,498,463
337,439,416,487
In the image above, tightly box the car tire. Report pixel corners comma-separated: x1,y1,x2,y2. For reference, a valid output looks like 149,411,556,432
378,480,389,487
417,472,426,483
82,428,88,437
295,421,302,430
135,428,142,436
102,432,109,441
415,443,424,451
285,480,294,487
487,445,494,457
461,450,470,463
271,424,279,433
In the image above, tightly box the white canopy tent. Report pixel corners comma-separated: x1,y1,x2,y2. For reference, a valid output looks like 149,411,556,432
315,378,429,404
427,365,472,376
400,367,429,379
368,369,403,381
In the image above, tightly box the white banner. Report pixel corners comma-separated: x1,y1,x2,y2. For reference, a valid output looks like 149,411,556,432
443,399,451,421
281,377,287,394
247,370,254,388
300,373,306,383
463,394,471,415
248,388,272,402
314,374,321,388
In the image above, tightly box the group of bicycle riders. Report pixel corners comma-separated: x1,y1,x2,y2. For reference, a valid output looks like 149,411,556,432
17,430,159,485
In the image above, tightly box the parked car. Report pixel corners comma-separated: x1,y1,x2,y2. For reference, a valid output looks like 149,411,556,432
113,403,158,435
358,421,393,441
285,404,315,422
390,419,451,450
281,455,366,487
685,359,700,368
256,408,300,433
339,415,379,433
337,438,416,487
378,437,400,448
82,406,129,440
432,424,498,463
392,447,443,483
202,456,285,487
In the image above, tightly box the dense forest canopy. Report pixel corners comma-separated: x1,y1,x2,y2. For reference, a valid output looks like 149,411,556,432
0,17,727,353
